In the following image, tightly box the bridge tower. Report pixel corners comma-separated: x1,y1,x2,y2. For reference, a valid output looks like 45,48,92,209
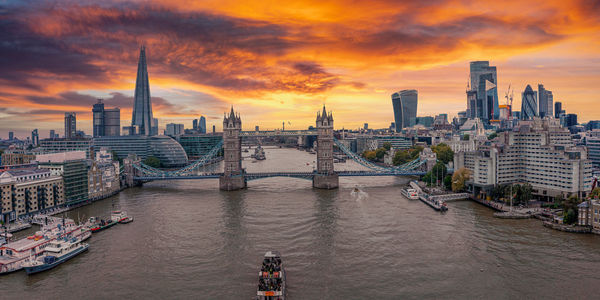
219,107,246,190
313,106,339,189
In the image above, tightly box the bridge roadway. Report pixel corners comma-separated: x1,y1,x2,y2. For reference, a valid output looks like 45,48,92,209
240,130,317,137
134,170,426,181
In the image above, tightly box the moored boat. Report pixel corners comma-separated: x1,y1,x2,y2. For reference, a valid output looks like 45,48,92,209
119,216,134,224
256,251,286,300
111,210,128,223
89,218,117,233
23,237,89,275
401,187,419,200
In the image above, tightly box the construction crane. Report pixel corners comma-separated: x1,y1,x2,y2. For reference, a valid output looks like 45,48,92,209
504,84,513,118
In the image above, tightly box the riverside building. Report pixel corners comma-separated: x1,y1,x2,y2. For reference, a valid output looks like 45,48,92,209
36,152,88,205
454,118,593,200
0,168,64,220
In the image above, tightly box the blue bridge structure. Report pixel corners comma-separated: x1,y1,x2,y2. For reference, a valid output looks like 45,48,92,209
124,106,434,190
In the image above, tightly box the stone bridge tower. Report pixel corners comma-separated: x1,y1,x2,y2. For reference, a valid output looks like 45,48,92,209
313,106,339,189
220,107,246,190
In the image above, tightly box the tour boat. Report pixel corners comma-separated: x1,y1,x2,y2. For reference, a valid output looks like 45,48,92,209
251,146,266,160
23,237,89,275
88,217,118,233
256,251,286,300
0,222,90,274
119,216,134,224
110,210,129,223
401,187,419,200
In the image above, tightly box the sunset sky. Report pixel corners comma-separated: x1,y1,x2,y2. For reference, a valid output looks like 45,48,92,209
1,0,599,138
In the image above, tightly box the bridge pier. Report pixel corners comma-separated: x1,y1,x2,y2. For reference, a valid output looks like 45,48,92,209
313,173,339,189
219,175,246,191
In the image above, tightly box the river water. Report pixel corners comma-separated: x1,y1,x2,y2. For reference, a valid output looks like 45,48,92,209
2,147,600,299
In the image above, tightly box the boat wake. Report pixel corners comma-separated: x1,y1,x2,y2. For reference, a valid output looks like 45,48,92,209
350,187,369,201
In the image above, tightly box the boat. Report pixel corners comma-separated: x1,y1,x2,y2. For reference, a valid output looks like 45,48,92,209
88,217,118,233
401,187,419,200
256,251,286,300
419,194,448,212
119,216,134,224
111,210,128,223
0,233,13,246
23,237,89,275
251,145,266,160
0,221,90,274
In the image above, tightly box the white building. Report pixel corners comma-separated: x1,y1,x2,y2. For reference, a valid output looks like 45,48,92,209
454,118,594,200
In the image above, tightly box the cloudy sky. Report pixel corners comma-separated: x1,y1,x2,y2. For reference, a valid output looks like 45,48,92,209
1,0,599,137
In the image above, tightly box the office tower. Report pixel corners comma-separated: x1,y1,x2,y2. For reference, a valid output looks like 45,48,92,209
555,102,562,118
31,129,39,146
93,99,120,137
151,118,158,136
49,130,56,139
199,116,207,134
8,132,14,140
131,46,154,136
391,89,418,132
165,123,184,136
64,112,77,139
520,85,538,120
364,123,368,130
212,125,216,133
467,61,499,122
566,114,578,127
538,84,553,118
193,119,198,130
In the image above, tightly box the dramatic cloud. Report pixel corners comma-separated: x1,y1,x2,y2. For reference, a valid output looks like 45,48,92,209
0,0,599,136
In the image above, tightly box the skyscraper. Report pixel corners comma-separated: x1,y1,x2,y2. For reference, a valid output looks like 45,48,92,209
93,99,120,137
199,116,207,134
555,102,562,118
131,46,154,136
538,84,553,118
8,132,13,140
49,130,56,139
31,129,39,146
521,85,538,120
64,112,76,139
151,118,158,136
467,61,499,122
193,119,198,130
391,90,418,132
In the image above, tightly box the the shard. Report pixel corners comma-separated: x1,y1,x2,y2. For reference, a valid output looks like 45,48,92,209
131,45,154,135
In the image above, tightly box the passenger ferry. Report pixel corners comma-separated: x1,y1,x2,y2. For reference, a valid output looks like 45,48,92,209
256,251,286,300
23,237,89,275
0,222,90,274
111,210,128,223
401,187,419,200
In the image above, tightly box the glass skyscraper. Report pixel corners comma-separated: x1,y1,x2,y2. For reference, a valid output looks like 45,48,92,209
391,90,418,132
538,84,553,118
467,61,499,123
521,84,538,120
93,99,120,137
131,46,154,136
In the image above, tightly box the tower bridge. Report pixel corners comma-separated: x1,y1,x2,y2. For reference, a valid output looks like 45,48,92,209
125,106,433,190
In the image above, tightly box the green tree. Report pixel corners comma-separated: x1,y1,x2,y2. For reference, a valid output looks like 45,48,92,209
563,194,580,214
393,150,411,165
364,151,377,161
462,134,470,141
431,143,454,164
382,142,392,151
375,148,386,160
563,209,577,225
443,175,452,190
409,145,424,158
143,156,161,168
488,132,498,140
452,168,471,192
424,162,448,186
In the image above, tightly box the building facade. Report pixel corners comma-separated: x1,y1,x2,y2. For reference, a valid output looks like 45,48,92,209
92,135,188,167
131,46,154,136
93,99,121,137
467,61,499,122
177,134,223,159
1,148,36,166
88,150,120,201
521,85,538,120
64,112,77,139
0,168,64,220
36,152,88,205
165,123,184,136
39,138,92,158
538,84,553,118
391,89,418,131
455,119,593,200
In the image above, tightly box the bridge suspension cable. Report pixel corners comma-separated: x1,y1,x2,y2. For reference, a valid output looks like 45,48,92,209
333,138,426,173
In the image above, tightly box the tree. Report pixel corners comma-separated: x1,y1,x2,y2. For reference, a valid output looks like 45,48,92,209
589,188,600,199
409,145,424,158
563,194,580,214
424,162,447,186
364,151,377,161
443,175,452,190
431,143,454,164
488,132,498,140
462,134,470,141
143,156,161,168
375,148,386,160
563,209,577,225
452,168,471,192
514,183,532,205
393,150,411,165
382,142,392,151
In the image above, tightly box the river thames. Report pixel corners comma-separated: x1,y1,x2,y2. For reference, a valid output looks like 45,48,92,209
2,147,600,299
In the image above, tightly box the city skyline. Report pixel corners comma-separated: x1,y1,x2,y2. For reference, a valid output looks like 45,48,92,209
1,0,600,137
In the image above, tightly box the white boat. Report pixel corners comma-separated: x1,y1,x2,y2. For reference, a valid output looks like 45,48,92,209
23,237,89,275
0,221,90,274
401,188,419,200
110,210,128,223
256,251,286,300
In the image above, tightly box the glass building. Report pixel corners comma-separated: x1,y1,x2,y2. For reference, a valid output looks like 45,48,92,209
93,99,120,137
177,134,223,159
64,112,77,139
391,89,418,132
538,84,553,118
131,46,154,136
40,138,92,157
586,137,600,169
467,61,499,122
93,135,188,167
521,85,538,120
